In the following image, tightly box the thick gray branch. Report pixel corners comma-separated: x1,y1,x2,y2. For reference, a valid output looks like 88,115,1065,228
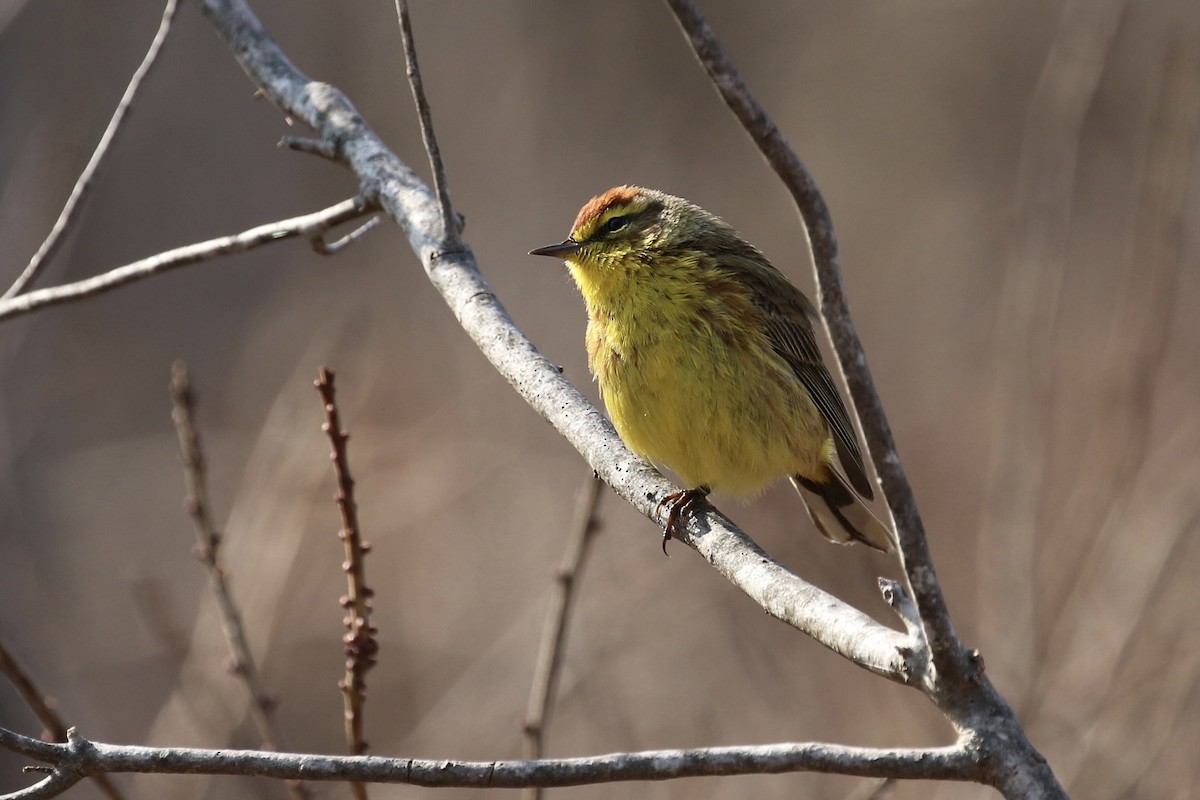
193,0,915,683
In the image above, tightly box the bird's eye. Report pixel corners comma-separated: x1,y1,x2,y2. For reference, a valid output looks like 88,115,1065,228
603,215,628,233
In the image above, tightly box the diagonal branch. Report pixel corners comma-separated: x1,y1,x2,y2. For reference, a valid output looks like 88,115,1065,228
170,362,312,800
395,0,459,250
193,0,915,684
0,197,376,324
4,0,180,299
523,473,604,783
0,642,125,800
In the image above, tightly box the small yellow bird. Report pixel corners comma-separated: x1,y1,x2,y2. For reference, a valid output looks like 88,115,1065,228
531,186,894,554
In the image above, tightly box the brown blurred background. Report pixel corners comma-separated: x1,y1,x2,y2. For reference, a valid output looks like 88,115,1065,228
2,1,1198,798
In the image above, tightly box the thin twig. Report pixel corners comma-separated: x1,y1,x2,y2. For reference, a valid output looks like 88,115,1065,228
522,473,604,799
0,725,979,796
845,777,896,800
315,368,377,800
0,197,375,324
0,642,125,800
312,217,382,255
169,362,312,800
396,0,459,249
279,135,340,161
4,0,179,299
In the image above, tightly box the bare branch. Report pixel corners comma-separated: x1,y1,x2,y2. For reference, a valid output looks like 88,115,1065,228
4,0,179,299
314,367,377,800
169,362,312,800
523,473,604,790
395,0,459,249
193,0,915,684
0,642,125,800
0,197,376,324
0,725,977,797
3,768,81,800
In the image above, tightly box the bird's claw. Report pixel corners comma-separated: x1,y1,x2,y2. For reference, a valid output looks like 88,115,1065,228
655,487,710,556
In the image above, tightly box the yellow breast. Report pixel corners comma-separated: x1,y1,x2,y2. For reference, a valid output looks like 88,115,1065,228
578,265,829,497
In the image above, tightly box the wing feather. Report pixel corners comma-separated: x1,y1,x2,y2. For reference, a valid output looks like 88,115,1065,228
718,250,874,500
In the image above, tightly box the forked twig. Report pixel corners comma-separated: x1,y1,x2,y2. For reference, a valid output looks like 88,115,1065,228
169,361,312,800
0,197,376,324
0,641,125,800
522,474,604,800
4,0,179,299
314,368,377,800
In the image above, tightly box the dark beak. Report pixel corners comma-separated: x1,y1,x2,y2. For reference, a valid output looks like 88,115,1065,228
529,239,581,258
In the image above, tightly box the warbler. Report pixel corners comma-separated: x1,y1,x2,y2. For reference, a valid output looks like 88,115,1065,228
530,186,894,553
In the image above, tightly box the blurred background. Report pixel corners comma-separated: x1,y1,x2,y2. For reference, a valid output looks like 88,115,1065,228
1,1,1198,798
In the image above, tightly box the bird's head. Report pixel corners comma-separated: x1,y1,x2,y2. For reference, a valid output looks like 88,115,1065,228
530,186,706,272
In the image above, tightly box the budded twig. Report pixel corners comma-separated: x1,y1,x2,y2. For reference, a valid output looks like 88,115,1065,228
315,367,377,800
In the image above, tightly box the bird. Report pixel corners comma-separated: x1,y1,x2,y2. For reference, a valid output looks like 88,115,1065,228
530,185,894,554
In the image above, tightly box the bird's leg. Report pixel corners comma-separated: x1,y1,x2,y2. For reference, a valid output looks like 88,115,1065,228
655,485,711,555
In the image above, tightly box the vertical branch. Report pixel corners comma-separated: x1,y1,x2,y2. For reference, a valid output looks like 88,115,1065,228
522,474,604,800
0,641,126,800
4,0,179,299
1027,37,1200,764
315,368,377,800
169,361,311,800
976,0,1126,698
396,0,460,250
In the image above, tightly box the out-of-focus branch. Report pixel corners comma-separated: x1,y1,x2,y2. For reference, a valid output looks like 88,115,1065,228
0,197,376,324
523,473,604,800
3,0,179,299
845,777,896,800
1028,40,1200,788
0,725,978,797
169,362,312,800
1041,35,1199,640
977,0,1126,699
0,642,125,800
314,368,377,800
661,1,1065,797
194,0,915,684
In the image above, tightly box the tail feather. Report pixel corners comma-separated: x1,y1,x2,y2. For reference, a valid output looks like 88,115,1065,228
791,473,895,553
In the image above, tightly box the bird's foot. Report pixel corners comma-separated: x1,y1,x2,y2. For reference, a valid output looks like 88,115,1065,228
655,486,710,556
